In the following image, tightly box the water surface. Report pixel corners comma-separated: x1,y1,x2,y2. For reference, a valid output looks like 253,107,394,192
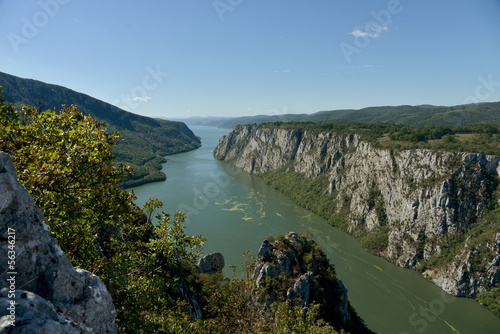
132,126,500,334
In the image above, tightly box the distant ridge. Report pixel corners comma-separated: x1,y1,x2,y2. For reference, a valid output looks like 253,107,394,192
187,101,500,129
0,71,201,187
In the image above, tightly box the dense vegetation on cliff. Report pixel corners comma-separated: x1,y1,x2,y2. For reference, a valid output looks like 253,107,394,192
0,72,201,187
0,93,363,332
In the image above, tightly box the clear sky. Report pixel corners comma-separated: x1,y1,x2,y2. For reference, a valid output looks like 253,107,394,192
1,0,499,118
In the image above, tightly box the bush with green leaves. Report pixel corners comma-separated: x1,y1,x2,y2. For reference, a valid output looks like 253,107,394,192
477,285,500,317
0,93,134,269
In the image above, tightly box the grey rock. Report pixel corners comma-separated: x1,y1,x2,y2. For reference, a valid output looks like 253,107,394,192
288,272,318,308
0,152,117,333
255,264,278,288
198,252,225,275
276,251,293,277
0,289,90,333
175,277,202,319
431,232,500,297
286,231,312,252
336,280,351,323
285,232,302,244
254,240,278,286
256,239,274,262
252,233,354,329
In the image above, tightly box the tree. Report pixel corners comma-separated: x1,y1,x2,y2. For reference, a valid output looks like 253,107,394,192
0,91,134,269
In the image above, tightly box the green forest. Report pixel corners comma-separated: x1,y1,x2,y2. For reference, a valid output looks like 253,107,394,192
207,102,500,129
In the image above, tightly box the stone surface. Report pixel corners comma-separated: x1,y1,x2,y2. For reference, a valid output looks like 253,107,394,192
287,272,318,309
252,232,356,329
431,232,500,297
198,252,225,275
215,125,500,297
0,152,117,333
0,289,90,333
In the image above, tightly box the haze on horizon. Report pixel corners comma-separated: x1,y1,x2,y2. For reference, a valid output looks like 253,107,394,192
1,0,499,119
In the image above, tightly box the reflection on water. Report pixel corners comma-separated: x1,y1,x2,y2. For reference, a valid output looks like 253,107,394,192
132,126,500,334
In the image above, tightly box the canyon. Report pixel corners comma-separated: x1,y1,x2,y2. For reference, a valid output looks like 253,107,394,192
214,124,500,298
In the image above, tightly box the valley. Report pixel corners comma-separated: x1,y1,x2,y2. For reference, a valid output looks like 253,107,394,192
132,126,500,334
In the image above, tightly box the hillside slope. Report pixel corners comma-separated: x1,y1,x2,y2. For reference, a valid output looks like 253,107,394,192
214,124,500,307
205,102,500,129
0,71,201,187
312,103,500,126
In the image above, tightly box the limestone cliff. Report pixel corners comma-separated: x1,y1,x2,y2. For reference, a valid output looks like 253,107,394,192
0,152,117,333
252,232,372,333
214,124,500,298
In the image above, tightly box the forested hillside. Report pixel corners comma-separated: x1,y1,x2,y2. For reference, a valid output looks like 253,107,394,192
310,103,500,126
0,71,201,187
203,102,500,129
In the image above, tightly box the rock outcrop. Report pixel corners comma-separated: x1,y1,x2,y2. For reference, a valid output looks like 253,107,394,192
430,232,500,297
252,232,371,333
215,124,500,297
170,277,203,319
0,152,117,333
198,252,225,275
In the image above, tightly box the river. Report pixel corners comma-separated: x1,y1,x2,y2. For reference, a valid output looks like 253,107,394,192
132,126,500,334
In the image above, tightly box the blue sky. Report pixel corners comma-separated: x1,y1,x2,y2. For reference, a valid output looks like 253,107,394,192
1,0,499,118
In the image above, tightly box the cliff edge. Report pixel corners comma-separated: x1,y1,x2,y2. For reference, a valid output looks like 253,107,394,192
214,124,500,298
0,152,117,333
252,232,372,333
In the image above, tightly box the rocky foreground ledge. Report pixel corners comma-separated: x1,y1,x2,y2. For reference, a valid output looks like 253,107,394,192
0,152,117,333
252,232,366,331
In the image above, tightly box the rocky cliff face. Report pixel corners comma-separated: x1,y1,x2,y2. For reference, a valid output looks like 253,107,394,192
0,152,117,333
252,232,372,333
214,124,500,298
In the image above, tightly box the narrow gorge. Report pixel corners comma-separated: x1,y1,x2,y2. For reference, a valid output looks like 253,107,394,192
214,124,500,301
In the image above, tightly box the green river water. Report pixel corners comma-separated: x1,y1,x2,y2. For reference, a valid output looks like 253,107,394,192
132,126,500,334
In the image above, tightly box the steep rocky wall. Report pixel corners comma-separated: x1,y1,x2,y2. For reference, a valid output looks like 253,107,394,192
214,125,500,298
0,152,117,333
252,232,372,333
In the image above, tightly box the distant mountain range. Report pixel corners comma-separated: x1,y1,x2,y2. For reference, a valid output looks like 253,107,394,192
175,102,500,129
0,71,201,187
